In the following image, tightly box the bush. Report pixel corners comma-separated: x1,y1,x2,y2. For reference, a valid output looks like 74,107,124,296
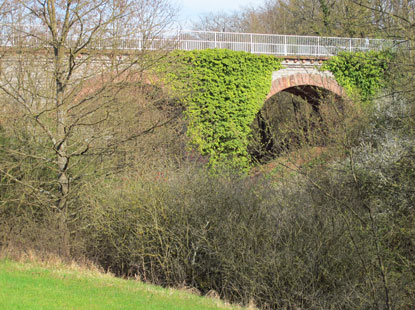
74,94,415,309
78,143,413,309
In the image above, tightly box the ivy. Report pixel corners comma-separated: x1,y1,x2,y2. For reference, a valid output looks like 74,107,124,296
168,49,389,170
170,49,283,170
321,50,393,102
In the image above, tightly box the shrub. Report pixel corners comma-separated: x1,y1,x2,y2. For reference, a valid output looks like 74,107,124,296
80,143,414,309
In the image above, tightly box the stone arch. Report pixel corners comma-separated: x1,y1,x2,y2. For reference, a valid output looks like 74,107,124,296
267,70,346,100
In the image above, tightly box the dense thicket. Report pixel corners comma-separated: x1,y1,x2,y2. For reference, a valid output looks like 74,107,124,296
79,97,415,308
3,93,414,309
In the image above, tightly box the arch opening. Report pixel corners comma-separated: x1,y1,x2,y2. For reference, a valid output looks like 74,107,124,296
248,85,347,164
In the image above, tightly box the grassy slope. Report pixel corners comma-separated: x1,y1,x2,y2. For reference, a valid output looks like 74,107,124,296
0,259,242,310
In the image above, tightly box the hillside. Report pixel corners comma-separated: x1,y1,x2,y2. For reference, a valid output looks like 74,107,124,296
0,259,243,310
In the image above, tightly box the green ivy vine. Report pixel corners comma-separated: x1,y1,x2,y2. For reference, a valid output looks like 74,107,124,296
167,49,390,170
321,50,393,102
169,49,283,170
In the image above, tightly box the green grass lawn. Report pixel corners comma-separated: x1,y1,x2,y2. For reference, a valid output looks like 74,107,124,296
0,259,243,310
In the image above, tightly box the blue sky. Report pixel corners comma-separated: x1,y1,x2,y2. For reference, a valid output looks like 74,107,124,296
173,0,260,25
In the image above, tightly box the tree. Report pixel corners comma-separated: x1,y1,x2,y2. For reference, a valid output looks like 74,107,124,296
0,0,178,255
216,0,380,37
346,0,415,105
192,12,245,32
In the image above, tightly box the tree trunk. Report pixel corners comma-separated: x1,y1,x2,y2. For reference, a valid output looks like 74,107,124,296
50,0,70,256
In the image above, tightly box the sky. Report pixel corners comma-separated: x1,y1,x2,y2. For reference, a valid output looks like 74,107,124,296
173,0,259,27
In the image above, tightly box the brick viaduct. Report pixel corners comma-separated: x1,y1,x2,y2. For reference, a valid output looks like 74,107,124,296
0,51,347,105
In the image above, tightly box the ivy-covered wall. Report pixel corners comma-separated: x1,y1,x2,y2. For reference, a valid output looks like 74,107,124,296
168,49,391,169
170,49,283,169
321,50,393,102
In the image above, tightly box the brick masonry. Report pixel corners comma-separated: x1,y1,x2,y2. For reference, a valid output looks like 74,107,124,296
267,68,346,100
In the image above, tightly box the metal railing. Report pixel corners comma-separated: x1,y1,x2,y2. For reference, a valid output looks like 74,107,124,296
177,31,404,57
0,24,405,57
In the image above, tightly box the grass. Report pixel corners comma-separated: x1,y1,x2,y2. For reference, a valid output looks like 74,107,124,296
0,259,244,310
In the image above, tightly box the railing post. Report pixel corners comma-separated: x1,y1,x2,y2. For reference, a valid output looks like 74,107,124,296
349,39,352,52
250,34,253,53
317,37,320,56
214,32,217,49
284,35,287,56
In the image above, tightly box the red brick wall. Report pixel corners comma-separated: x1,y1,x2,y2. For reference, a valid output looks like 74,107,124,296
267,73,346,100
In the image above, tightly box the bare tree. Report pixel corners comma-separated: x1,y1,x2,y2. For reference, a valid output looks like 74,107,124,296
0,0,178,255
192,12,245,32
